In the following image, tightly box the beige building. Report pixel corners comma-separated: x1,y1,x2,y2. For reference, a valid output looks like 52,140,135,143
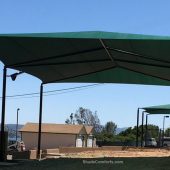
19,123,95,150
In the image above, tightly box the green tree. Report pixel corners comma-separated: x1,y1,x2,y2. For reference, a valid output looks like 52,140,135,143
104,121,117,135
65,107,102,133
165,128,170,137
65,113,74,124
118,124,159,143
119,127,133,136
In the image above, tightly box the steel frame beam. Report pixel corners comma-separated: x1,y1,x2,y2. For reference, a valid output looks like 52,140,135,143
0,66,7,161
37,83,43,159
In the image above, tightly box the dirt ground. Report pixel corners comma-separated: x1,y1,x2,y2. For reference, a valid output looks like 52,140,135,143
47,148,170,158
3,149,170,170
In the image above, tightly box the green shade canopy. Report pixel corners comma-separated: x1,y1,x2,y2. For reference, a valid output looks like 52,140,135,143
1,31,170,84
142,104,170,114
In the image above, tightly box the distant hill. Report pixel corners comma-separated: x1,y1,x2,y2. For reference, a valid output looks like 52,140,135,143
116,127,128,134
1,124,24,140
6,124,23,131
0,124,23,131
5,124,127,133
3,124,127,137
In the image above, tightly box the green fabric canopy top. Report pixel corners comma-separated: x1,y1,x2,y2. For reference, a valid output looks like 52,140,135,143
1,31,170,158
142,104,170,114
1,31,170,85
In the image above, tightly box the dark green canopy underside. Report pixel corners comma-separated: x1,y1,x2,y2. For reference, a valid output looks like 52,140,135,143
143,104,170,114
1,31,170,85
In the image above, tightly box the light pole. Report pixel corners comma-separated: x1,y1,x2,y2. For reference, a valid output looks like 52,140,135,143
163,116,169,135
16,108,20,142
162,115,169,146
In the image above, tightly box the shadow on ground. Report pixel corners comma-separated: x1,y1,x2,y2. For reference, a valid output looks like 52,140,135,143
1,157,170,170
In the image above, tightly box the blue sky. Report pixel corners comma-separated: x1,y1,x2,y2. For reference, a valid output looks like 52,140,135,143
1,0,170,129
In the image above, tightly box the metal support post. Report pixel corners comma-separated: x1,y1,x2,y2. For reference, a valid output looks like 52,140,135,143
37,83,43,159
0,66,7,161
136,108,140,147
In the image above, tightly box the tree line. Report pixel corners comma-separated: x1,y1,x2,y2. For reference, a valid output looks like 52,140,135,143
65,107,160,146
